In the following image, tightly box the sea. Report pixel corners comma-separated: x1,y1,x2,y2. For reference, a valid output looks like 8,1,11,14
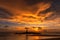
0,34,60,40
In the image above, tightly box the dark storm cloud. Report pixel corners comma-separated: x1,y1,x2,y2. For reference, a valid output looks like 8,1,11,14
0,7,13,19
45,0,60,20
0,0,52,11
0,20,25,26
51,0,60,14
24,0,52,5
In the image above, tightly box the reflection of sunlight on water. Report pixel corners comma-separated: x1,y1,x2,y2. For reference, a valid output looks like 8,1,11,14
28,36,39,40
32,36,39,39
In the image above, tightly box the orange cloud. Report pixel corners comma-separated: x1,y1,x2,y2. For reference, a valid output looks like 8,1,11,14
0,0,60,28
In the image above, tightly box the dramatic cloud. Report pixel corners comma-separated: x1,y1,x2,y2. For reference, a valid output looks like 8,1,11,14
0,0,60,28
0,7,13,19
0,19,26,27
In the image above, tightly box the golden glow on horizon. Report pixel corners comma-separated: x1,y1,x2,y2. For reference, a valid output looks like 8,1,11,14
33,27,39,31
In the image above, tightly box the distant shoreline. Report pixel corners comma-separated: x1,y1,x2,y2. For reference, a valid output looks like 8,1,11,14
0,32,60,36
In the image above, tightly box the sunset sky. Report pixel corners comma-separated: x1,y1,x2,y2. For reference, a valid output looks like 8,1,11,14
0,0,60,29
